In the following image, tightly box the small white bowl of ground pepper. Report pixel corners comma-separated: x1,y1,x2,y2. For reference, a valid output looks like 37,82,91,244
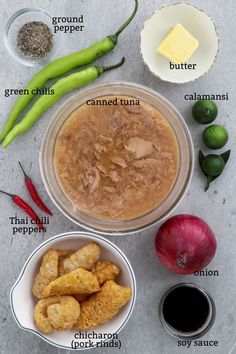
4,8,59,67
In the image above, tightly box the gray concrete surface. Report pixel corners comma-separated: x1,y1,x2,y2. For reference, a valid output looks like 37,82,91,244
0,0,235,353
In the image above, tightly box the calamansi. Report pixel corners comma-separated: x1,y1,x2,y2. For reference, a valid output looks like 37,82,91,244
202,155,225,177
194,99,231,191
192,100,218,124
203,125,228,149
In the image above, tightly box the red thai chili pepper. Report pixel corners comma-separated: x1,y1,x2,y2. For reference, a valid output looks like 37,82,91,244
0,189,44,230
18,162,52,216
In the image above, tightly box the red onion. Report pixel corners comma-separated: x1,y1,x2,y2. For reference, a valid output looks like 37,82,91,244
155,214,217,274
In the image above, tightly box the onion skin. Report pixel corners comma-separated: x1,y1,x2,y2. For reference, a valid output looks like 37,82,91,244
155,214,217,274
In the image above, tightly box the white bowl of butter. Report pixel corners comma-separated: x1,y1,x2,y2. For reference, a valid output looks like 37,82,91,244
140,3,219,84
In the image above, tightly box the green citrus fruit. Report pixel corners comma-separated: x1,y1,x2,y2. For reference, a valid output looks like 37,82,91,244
192,100,218,124
203,125,228,149
202,155,225,176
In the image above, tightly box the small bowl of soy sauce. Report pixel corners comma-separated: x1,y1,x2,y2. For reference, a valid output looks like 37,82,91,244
159,283,216,340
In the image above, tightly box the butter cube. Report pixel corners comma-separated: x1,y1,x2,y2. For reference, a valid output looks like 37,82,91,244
157,23,199,64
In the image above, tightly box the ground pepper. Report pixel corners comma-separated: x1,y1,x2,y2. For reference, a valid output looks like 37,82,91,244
17,21,53,59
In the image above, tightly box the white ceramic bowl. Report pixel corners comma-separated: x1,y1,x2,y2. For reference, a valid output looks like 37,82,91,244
10,232,136,350
141,3,219,83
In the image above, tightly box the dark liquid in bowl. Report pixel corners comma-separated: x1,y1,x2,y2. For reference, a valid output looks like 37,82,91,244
162,286,210,332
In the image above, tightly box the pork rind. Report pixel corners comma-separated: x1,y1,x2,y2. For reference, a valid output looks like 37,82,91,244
69,262,120,302
62,243,100,273
47,297,80,331
42,268,100,297
92,261,120,285
74,280,132,330
32,250,59,299
34,296,80,333
58,250,74,277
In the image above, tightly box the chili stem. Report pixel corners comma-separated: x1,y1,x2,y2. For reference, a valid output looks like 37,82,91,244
18,161,28,179
103,57,125,72
115,0,138,37
0,189,14,198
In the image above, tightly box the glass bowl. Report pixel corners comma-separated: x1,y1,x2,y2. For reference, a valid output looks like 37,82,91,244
40,82,194,235
159,283,216,340
4,8,59,67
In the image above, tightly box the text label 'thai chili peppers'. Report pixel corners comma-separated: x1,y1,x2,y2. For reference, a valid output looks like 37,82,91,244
18,162,52,215
0,190,44,230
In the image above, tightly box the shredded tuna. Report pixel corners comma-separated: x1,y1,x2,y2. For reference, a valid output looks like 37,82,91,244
132,158,158,169
153,143,161,152
94,143,107,154
103,186,117,193
125,137,153,159
110,156,127,169
130,172,150,189
97,164,107,175
162,152,173,159
109,171,120,183
83,167,100,194
54,96,179,221
110,111,124,135
99,135,113,143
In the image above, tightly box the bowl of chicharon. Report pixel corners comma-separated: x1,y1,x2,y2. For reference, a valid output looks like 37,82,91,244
10,232,136,350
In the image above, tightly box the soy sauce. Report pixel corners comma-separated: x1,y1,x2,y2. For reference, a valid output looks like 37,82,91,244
162,285,210,332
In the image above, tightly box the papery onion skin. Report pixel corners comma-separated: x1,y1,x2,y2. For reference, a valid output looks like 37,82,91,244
155,214,217,274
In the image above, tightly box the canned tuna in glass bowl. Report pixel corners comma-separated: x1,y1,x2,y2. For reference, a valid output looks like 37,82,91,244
40,81,194,235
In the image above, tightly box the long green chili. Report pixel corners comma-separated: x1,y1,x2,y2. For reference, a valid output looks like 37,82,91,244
0,0,138,142
2,58,125,148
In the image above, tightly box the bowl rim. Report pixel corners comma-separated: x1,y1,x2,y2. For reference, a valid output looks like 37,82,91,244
4,7,56,67
10,231,137,350
140,2,220,84
39,81,195,236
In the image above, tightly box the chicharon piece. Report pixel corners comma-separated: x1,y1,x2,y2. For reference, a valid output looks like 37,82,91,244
71,261,120,302
47,297,80,331
58,250,74,276
74,280,132,330
42,268,100,297
92,261,120,285
62,242,100,273
32,250,59,299
34,296,80,334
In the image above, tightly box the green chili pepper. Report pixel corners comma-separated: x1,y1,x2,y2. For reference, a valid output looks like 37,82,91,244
0,0,138,142
2,58,125,148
